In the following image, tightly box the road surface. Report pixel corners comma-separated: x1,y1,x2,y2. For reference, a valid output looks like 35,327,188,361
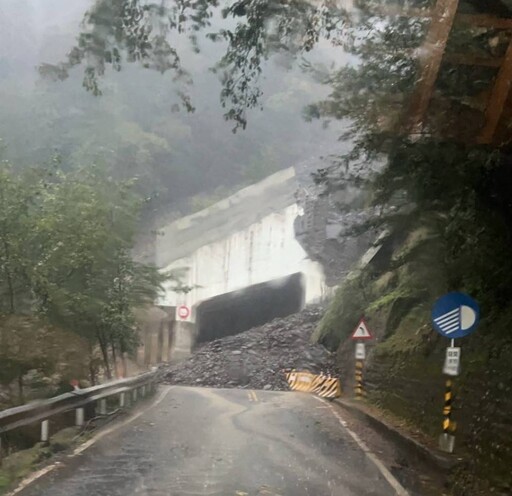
18,386,404,496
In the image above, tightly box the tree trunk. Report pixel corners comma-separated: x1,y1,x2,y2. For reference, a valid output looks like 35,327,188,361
17,374,24,404
121,352,128,378
111,343,118,378
97,331,112,380
5,268,15,314
89,360,97,386
88,342,97,385
119,338,129,378
2,240,15,313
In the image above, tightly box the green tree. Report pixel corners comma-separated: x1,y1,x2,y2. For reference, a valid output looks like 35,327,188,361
0,164,171,385
98,250,166,378
28,167,166,379
0,315,88,404
0,166,39,314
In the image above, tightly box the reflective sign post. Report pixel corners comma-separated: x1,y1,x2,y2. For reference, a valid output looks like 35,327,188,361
351,318,373,400
432,292,480,453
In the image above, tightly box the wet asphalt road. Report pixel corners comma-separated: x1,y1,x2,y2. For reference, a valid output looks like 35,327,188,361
19,386,400,496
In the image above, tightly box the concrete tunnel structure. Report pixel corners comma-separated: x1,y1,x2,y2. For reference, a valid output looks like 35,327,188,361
139,168,332,362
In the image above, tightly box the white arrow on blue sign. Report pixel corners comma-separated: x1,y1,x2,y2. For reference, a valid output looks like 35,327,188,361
431,292,480,339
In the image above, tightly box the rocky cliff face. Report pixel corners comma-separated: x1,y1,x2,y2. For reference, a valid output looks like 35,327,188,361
293,157,379,287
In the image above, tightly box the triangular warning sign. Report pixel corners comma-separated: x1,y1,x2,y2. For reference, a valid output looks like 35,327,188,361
351,318,373,340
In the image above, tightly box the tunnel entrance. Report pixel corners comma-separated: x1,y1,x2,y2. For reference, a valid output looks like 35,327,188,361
196,273,304,343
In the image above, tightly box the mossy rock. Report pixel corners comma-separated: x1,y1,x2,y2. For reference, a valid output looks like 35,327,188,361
371,271,397,293
312,276,367,349
366,288,412,313
0,442,43,490
0,474,10,492
49,427,79,453
391,226,432,262
374,305,431,355
0,428,81,494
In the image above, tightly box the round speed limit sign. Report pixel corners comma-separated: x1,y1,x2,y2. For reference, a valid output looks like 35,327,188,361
177,305,190,320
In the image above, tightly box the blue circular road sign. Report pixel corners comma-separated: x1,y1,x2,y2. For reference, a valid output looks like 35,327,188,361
431,292,480,339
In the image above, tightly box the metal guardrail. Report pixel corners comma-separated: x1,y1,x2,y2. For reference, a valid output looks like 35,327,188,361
0,370,159,458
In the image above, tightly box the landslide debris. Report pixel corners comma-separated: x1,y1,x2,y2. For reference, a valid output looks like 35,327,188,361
163,306,340,390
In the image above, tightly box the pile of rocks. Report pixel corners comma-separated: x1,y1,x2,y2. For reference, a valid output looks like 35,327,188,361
162,306,340,390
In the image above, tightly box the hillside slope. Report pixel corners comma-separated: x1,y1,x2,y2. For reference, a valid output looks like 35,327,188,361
312,219,512,494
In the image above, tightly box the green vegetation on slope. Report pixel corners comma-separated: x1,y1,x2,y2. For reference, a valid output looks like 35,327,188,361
314,210,512,493
0,165,169,405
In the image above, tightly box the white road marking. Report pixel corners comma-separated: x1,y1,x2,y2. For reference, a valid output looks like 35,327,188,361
72,386,172,456
7,386,173,496
6,463,63,495
314,396,410,496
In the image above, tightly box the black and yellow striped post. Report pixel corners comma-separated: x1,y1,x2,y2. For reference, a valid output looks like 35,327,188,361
439,379,456,452
354,360,365,399
442,380,453,433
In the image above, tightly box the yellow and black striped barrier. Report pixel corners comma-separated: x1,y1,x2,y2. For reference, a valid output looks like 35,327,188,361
312,374,342,399
285,371,342,399
285,371,315,392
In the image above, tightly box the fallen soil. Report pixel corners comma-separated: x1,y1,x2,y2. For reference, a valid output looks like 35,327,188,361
163,306,340,390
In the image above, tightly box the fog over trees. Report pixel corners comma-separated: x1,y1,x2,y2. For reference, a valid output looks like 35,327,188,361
0,0,344,215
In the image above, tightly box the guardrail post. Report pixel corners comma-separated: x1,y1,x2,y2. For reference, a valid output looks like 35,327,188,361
0,371,158,455
75,408,84,427
41,420,49,443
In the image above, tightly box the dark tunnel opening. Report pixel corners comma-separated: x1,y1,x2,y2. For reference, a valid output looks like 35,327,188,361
196,273,305,344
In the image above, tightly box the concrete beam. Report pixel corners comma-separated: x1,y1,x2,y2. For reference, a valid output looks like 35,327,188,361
407,0,460,135
156,168,298,268
172,321,197,361
478,39,512,144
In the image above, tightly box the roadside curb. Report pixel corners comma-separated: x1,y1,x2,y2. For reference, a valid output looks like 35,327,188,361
334,398,463,472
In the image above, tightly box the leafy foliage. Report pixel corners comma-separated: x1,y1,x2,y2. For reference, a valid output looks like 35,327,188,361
0,166,37,314
0,166,169,384
41,0,348,130
299,4,512,318
1,0,342,217
39,0,195,109
210,0,348,129
0,315,88,404
373,141,512,313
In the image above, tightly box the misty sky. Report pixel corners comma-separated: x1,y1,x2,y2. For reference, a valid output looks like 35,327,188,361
0,0,347,212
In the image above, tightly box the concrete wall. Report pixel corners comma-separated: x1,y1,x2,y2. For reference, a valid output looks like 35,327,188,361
156,168,329,318
136,168,332,363
134,306,174,366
